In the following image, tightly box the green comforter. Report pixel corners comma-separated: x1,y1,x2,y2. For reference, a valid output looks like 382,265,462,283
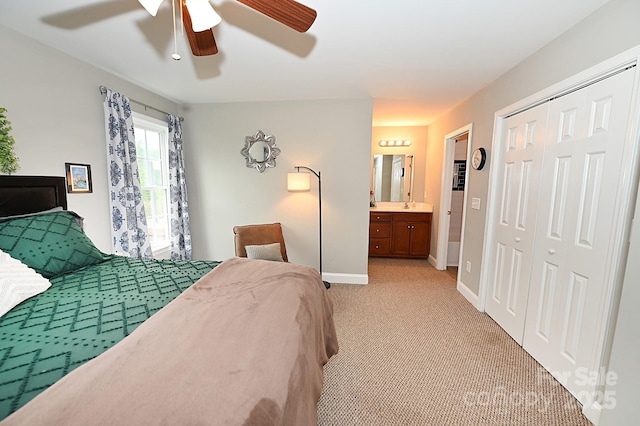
0,256,219,419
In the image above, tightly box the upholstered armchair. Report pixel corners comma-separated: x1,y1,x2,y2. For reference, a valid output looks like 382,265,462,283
232,222,288,262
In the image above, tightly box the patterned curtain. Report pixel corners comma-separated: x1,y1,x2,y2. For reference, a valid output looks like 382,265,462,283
167,114,192,260
103,89,152,258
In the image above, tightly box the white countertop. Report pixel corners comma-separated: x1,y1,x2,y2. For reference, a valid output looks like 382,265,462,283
370,202,433,213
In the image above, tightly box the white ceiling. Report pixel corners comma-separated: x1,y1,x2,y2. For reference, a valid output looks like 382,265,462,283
0,0,610,126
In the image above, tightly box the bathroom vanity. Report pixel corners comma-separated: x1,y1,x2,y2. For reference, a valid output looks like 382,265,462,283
369,203,432,259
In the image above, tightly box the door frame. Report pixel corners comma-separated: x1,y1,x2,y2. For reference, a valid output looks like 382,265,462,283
436,124,473,271
479,46,640,423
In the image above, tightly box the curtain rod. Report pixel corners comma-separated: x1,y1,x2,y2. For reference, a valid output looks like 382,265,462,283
99,85,184,122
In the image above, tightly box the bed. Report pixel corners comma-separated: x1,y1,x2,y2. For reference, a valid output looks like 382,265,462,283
0,176,338,424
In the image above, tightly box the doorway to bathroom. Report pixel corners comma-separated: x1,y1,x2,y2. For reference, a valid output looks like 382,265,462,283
436,124,472,283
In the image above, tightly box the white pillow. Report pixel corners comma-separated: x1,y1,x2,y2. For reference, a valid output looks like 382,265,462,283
245,243,284,262
0,249,52,318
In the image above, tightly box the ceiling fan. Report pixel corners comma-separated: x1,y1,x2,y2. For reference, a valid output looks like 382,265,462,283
137,0,317,58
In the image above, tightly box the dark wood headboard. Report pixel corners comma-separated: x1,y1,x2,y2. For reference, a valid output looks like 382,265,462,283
0,176,67,217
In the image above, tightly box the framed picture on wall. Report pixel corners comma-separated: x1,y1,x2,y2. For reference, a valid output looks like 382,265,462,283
453,160,466,191
65,163,93,193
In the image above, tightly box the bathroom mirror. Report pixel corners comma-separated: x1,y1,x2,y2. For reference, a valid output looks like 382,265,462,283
372,154,414,202
241,130,281,173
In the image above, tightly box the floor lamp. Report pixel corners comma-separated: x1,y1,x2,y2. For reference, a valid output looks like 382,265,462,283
287,166,330,289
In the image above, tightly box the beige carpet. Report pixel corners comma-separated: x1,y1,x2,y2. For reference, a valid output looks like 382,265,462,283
317,258,592,425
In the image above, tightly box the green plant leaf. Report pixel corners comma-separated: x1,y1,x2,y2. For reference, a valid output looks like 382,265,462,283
0,107,20,174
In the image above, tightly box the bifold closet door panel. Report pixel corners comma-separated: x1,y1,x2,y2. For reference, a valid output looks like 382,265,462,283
523,67,636,401
485,102,549,343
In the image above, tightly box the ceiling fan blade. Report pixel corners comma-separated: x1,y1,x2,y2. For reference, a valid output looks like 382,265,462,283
182,0,218,55
236,0,317,32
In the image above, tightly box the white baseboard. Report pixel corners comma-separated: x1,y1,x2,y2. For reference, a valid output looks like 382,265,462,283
457,280,482,311
428,254,438,268
323,272,368,285
582,401,601,425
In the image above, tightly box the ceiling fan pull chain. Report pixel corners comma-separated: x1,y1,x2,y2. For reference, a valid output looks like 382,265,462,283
180,0,184,36
171,0,181,60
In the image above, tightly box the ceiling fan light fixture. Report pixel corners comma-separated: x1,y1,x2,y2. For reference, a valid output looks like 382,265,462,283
138,0,164,16
185,0,222,32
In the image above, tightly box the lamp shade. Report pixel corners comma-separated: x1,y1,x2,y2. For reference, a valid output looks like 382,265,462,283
287,172,311,191
185,0,222,31
138,0,164,16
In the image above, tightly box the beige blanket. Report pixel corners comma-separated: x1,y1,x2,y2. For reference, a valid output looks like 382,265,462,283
3,257,339,425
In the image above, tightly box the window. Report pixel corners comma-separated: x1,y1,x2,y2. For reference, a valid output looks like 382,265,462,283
133,113,170,256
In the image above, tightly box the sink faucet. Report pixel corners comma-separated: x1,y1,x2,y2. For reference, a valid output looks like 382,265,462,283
403,201,410,209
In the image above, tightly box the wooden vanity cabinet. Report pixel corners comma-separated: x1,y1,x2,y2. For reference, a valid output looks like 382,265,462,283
369,213,392,256
369,211,432,258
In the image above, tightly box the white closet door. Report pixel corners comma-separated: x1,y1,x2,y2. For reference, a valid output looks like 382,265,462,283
485,103,548,342
522,68,635,401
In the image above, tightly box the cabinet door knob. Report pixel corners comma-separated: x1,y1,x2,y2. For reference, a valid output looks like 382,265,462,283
515,237,521,242
548,248,556,254
375,245,379,249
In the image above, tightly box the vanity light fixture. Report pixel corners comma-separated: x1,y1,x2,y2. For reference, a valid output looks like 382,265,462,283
287,166,330,289
379,140,411,147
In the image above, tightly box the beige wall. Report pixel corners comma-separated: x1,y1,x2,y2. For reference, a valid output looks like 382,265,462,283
600,183,640,425
426,1,640,422
1,24,373,282
449,136,467,244
181,99,372,281
4,0,640,418
426,0,640,295
371,126,428,202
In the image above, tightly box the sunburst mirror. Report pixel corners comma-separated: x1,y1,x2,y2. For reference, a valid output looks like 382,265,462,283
241,130,281,173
